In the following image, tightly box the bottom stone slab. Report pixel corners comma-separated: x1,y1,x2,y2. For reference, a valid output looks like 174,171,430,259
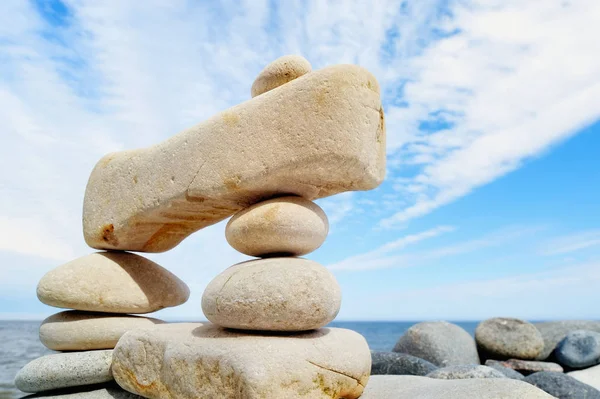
22,383,142,399
361,375,554,398
112,323,370,399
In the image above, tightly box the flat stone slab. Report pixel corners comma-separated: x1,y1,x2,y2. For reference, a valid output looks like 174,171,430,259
112,323,371,399
526,371,600,399
40,311,164,350
360,375,554,398
486,359,563,375
201,257,340,331
37,252,189,313
426,365,506,379
15,351,113,393
569,364,600,390
370,351,438,376
22,383,141,399
83,63,385,252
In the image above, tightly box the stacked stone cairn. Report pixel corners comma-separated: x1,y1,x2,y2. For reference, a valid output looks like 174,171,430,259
14,54,386,399
14,252,190,396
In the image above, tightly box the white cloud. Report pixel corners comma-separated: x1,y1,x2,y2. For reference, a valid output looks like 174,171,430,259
1,0,599,319
381,0,600,227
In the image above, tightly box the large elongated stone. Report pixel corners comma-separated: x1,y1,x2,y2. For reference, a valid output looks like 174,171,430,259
83,64,385,252
112,323,371,399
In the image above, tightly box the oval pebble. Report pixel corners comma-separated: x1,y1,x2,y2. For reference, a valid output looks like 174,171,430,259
555,330,600,369
37,252,189,314
202,257,340,331
226,196,328,257
251,55,311,97
15,351,113,393
476,317,544,360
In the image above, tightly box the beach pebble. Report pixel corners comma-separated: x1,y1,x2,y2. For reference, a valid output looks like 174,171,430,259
476,317,544,360
40,311,164,350
15,351,113,393
202,257,340,331
360,375,554,398
525,371,600,399
226,196,328,257
393,321,480,367
569,364,600,390
555,330,600,369
22,382,142,399
251,55,311,97
535,320,600,360
37,252,189,314
370,351,438,376
112,323,370,399
486,359,563,375
485,361,526,381
426,365,506,380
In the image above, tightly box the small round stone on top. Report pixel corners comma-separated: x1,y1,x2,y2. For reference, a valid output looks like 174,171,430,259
251,55,311,97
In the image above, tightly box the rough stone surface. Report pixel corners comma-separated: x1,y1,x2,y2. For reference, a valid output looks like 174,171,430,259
22,383,142,399
370,351,438,376
393,321,480,367
485,362,525,381
569,364,600,390
225,196,328,257
202,257,340,331
476,317,544,360
83,63,385,252
526,371,600,399
486,359,563,375
39,311,164,350
555,330,600,369
112,323,370,399
251,55,312,97
426,365,506,380
37,252,189,313
360,375,554,398
15,351,113,393
535,321,600,360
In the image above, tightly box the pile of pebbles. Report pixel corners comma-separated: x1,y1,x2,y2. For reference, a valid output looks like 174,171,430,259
371,318,600,398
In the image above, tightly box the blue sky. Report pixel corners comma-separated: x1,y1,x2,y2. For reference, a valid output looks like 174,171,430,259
1,0,600,321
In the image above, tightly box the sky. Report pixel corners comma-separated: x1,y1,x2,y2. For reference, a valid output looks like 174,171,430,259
1,0,599,321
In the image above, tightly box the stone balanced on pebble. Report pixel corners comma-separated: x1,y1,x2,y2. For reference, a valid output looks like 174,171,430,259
16,54,386,399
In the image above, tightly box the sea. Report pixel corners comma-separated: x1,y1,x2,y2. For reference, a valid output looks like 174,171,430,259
0,320,479,399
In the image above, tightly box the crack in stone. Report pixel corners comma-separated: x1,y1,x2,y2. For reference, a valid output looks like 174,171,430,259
185,159,209,196
306,360,364,388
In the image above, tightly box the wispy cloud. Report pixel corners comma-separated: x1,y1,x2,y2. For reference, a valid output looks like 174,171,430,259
540,229,600,256
329,225,541,271
370,261,600,320
329,225,455,271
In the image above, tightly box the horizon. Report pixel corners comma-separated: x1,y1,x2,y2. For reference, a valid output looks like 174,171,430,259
1,1,600,322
